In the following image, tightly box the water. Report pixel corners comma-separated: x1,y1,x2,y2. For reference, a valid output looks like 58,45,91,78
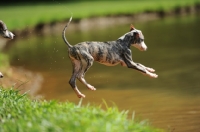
5,15,200,131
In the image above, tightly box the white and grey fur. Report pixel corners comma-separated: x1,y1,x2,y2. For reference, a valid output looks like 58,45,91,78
63,16,158,98
0,20,14,39
0,20,15,78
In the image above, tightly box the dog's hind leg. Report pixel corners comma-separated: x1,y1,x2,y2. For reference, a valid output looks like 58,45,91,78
77,53,96,91
69,59,86,98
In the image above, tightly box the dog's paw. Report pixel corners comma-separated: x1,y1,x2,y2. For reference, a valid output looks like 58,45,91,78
147,72,158,78
77,93,86,98
74,88,86,98
87,84,96,91
152,74,158,78
146,67,155,73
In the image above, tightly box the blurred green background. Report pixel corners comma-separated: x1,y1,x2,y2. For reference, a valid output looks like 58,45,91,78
1,0,199,30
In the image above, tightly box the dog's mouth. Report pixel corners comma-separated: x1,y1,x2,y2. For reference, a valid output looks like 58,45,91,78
140,47,147,51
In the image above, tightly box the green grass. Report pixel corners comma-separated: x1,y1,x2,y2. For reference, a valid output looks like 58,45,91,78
0,0,200,30
0,88,163,132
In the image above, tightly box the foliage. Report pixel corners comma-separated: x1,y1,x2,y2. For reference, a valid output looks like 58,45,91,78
0,88,163,132
0,0,200,30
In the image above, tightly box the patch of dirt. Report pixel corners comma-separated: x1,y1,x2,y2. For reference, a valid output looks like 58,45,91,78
0,67,43,98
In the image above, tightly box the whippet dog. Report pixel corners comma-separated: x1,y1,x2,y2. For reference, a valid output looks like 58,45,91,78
0,20,15,78
63,17,158,98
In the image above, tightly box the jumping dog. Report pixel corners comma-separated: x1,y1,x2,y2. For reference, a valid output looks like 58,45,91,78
0,20,15,78
62,17,158,98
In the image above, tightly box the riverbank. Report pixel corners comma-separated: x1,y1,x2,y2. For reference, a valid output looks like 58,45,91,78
0,53,43,97
0,88,163,132
0,0,200,39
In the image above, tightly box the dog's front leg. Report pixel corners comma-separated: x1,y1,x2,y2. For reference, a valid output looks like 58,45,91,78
126,61,158,78
122,49,158,78
136,63,155,73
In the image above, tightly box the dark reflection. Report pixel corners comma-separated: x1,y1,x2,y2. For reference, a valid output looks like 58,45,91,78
5,15,200,131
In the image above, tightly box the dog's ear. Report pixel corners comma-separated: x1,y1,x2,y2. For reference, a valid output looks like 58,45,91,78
134,32,139,38
130,24,135,31
0,20,7,30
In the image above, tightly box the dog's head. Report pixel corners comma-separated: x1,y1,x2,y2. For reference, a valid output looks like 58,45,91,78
0,20,15,39
130,25,147,51
118,24,147,51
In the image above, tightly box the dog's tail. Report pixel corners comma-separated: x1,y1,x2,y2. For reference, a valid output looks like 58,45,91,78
62,16,73,48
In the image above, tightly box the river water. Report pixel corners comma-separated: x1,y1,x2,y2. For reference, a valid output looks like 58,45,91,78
5,14,200,131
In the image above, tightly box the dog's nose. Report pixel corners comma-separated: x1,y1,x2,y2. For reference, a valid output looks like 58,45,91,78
140,42,147,51
8,32,15,39
0,73,3,78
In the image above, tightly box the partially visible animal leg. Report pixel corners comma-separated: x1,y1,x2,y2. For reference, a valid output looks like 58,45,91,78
136,63,155,73
122,50,158,78
77,52,96,91
69,59,86,98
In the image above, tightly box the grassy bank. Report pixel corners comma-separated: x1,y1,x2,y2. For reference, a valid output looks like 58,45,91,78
0,88,163,132
0,0,200,30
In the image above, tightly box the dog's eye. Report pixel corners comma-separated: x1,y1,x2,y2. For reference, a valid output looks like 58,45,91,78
136,39,144,44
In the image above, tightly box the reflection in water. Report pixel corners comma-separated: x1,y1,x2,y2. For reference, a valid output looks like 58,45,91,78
6,15,200,131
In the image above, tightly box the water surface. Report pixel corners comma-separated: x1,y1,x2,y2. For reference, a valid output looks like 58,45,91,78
6,15,200,131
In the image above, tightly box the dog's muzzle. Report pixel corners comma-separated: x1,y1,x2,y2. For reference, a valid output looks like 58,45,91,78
134,42,147,51
6,30,15,39
1,30,15,39
0,72,3,78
